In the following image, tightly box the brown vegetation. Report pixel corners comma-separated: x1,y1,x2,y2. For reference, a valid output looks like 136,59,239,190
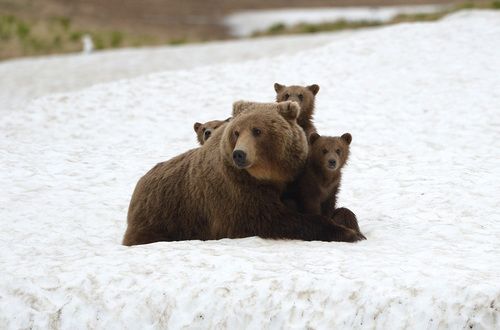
0,0,466,60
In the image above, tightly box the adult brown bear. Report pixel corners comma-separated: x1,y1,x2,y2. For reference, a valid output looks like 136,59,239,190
123,101,365,246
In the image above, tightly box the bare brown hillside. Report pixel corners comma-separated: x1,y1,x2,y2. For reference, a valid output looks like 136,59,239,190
2,0,457,38
0,0,459,59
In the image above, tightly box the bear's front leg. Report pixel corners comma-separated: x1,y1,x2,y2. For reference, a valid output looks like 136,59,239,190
256,202,366,243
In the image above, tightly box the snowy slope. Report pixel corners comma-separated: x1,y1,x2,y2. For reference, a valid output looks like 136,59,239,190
0,32,351,111
1,9,499,329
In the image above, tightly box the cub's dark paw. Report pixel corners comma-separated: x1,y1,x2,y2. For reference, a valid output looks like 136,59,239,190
356,232,367,241
347,230,366,242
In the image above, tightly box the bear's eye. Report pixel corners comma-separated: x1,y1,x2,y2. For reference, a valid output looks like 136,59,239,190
322,149,328,154
235,131,239,137
253,129,261,136
284,93,290,100
214,126,219,129
336,149,341,154
298,94,303,101
202,128,206,132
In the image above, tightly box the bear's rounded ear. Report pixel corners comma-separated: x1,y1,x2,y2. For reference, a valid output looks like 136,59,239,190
278,101,300,122
309,132,320,145
194,122,202,132
274,83,285,93
232,100,254,117
341,133,352,145
308,84,320,95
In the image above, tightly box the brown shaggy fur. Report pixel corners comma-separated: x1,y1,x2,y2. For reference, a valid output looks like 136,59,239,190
282,132,361,232
123,101,365,246
274,83,320,138
193,118,230,145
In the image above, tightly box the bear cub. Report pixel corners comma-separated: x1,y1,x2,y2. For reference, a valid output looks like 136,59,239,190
194,118,230,145
282,132,361,232
274,83,320,138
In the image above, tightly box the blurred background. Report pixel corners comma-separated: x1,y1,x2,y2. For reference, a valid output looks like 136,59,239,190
0,0,497,60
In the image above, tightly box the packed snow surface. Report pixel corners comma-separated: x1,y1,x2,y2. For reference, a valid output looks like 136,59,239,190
1,10,499,329
223,4,452,36
0,32,351,110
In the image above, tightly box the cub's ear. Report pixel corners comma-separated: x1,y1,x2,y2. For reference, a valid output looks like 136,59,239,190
341,133,352,145
308,84,320,95
309,132,320,145
232,100,256,117
194,122,202,132
274,83,285,93
278,101,300,122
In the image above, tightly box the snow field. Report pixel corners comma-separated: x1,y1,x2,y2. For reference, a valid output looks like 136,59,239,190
0,9,499,329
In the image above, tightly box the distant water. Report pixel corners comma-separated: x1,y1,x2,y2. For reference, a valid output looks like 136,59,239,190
223,5,452,37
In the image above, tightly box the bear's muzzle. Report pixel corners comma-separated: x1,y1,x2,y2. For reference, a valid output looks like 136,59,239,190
233,149,251,168
328,158,337,169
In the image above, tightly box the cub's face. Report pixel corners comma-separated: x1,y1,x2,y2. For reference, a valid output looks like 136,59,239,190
309,133,352,172
194,118,230,145
222,101,307,183
274,83,320,114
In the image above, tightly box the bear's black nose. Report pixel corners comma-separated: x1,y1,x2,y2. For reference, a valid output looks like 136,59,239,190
233,150,247,167
204,130,211,138
328,159,337,168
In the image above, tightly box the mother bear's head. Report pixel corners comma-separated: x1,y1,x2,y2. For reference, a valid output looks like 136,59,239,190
221,101,308,185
